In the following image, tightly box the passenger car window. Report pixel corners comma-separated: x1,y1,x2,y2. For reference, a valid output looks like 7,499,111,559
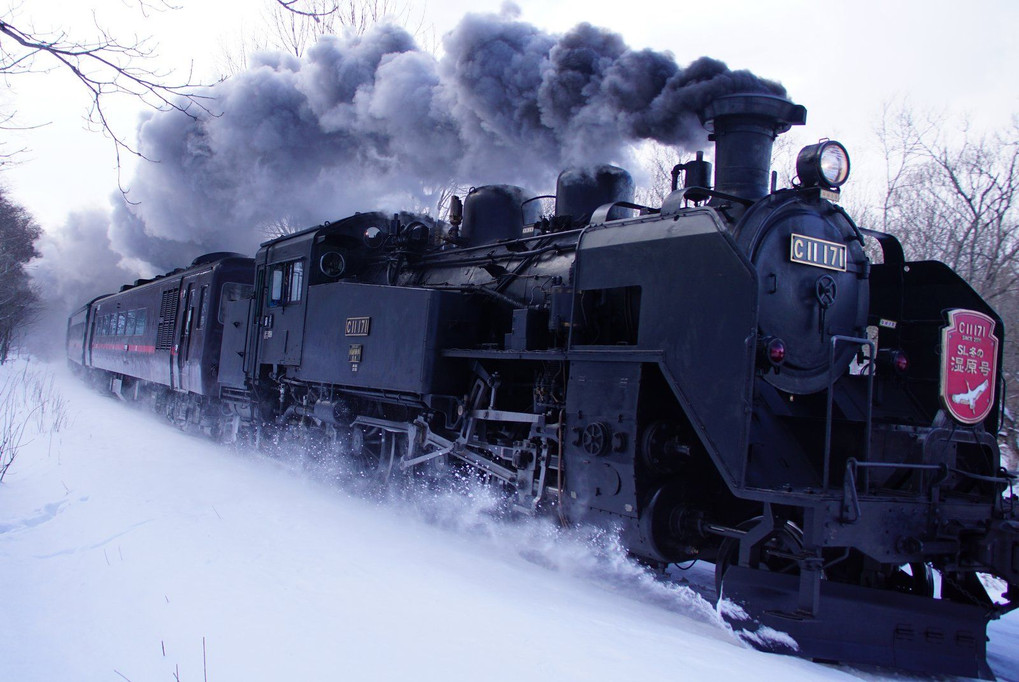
196,286,208,329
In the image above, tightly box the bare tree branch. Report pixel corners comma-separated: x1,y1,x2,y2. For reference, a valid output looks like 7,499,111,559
275,0,340,19
0,5,215,193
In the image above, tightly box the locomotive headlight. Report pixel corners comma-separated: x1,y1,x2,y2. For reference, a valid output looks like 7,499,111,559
796,140,851,189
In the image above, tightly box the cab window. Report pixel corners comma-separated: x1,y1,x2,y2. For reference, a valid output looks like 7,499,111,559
268,260,304,306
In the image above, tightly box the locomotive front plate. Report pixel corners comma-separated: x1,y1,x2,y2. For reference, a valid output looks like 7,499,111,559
789,233,846,271
940,308,998,424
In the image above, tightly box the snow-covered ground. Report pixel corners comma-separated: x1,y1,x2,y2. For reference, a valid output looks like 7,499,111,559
1,358,1017,682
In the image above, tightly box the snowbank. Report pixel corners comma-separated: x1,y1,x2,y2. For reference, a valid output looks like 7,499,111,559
0,358,1015,681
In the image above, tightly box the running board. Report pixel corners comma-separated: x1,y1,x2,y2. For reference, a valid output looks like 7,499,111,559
720,566,995,679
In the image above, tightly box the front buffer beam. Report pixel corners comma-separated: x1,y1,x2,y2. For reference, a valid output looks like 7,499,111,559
720,566,996,679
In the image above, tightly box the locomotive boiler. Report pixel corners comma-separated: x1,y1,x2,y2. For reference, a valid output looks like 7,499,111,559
69,93,1019,678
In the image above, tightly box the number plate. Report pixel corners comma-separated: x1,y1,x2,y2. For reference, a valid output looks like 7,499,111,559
790,234,847,272
344,316,371,336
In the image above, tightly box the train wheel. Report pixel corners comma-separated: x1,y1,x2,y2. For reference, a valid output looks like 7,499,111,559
352,426,382,472
353,427,408,485
714,518,805,600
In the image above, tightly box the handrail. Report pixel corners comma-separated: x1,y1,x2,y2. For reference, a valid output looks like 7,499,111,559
842,458,948,523
823,335,875,491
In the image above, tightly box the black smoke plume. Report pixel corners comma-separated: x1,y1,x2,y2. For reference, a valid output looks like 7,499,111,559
38,11,786,309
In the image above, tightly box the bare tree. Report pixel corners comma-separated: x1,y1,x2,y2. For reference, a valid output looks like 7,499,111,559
0,189,41,364
428,181,470,222
268,0,340,58
0,3,212,176
260,215,305,240
870,102,1019,458
633,141,682,207
219,0,419,76
0,363,69,485
868,102,940,233
875,107,1019,302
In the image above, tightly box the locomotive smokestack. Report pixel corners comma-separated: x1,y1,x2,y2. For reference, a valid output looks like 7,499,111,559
701,94,806,202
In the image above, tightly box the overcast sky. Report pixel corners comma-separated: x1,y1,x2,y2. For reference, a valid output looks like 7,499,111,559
3,0,1018,232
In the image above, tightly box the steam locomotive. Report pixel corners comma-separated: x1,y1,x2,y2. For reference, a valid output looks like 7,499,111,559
67,94,1019,679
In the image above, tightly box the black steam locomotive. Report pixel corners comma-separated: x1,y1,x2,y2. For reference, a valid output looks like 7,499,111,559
68,94,1019,678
